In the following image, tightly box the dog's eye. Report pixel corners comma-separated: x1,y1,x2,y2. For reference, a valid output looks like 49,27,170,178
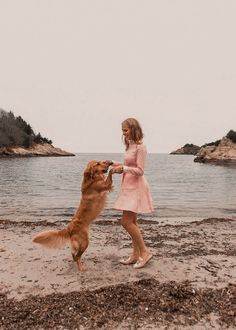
96,162,100,166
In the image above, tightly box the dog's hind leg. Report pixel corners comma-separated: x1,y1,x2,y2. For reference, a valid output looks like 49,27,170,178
70,233,89,272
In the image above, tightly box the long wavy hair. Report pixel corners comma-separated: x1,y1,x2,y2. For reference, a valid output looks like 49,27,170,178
122,118,144,150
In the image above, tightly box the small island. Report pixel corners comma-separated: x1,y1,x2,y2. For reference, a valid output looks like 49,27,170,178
170,143,200,155
194,130,236,164
0,109,75,157
170,130,236,165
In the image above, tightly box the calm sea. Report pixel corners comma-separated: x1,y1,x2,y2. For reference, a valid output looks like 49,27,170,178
1,154,236,224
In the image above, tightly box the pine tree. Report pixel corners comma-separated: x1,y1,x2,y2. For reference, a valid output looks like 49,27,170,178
0,109,53,147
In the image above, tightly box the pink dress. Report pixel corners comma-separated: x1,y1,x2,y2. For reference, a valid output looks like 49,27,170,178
113,142,154,214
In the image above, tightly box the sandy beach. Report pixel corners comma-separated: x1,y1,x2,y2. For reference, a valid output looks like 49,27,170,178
0,217,236,329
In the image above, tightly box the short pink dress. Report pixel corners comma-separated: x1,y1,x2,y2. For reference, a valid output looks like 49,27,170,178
113,142,154,214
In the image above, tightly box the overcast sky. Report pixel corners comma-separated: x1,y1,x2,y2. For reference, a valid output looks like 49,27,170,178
0,0,236,153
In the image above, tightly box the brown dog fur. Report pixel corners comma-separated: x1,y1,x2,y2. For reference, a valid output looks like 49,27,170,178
32,160,113,271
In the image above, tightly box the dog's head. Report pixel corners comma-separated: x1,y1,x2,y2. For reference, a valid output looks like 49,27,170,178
83,160,113,180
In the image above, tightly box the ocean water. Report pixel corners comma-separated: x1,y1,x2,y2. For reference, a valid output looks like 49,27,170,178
0,153,236,224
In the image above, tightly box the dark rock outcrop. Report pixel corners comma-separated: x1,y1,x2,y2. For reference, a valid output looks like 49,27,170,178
0,143,75,157
170,144,200,155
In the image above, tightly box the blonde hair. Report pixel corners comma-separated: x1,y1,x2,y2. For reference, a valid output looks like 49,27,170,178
122,118,144,150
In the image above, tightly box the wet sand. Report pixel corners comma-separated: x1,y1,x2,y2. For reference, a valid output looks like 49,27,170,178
0,217,236,329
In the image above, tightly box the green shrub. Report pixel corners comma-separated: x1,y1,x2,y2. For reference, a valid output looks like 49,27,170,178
202,140,221,147
183,143,199,148
226,130,236,143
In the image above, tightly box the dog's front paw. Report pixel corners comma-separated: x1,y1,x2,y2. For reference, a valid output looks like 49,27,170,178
105,160,114,166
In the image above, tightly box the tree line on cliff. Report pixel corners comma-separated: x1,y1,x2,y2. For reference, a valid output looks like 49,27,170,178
183,130,236,149
0,109,52,148
202,130,236,147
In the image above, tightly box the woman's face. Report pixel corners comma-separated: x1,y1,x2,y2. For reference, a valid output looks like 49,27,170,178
122,124,131,140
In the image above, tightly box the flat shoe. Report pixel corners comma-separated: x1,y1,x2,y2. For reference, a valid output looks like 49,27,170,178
133,254,153,269
119,256,138,265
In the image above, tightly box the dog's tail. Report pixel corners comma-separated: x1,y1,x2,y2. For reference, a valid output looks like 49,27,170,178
32,228,70,249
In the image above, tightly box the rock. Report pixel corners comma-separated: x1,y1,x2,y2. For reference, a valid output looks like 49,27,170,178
170,144,200,155
194,137,236,164
0,143,75,157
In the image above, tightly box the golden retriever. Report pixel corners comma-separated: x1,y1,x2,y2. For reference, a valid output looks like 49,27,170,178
32,160,113,271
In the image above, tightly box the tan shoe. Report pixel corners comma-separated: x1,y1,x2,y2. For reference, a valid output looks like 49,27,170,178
133,254,153,269
119,256,139,265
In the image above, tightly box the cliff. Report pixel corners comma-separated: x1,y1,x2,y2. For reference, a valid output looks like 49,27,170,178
0,109,75,157
170,144,200,155
194,136,236,164
0,143,75,157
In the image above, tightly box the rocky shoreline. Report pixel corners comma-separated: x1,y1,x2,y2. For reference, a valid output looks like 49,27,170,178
0,217,235,329
194,137,236,165
0,143,75,157
1,279,235,329
171,134,236,165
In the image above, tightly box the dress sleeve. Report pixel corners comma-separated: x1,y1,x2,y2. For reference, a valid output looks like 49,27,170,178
123,144,147,176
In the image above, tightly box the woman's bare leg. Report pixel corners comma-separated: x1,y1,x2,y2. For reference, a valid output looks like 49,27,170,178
120,211,152,266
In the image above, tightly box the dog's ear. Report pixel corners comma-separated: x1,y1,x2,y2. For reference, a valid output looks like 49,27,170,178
84,162,96,180
82,162,97,193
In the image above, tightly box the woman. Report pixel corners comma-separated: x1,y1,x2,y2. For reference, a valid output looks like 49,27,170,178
112,118,154,269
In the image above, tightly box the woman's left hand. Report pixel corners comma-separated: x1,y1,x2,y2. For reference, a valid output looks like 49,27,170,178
111,166,123,174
